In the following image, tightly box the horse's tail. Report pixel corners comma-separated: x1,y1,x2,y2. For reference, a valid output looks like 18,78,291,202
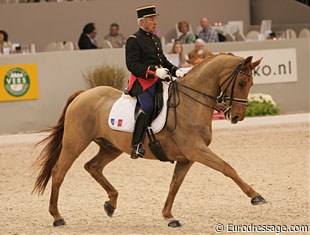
32,90,85,195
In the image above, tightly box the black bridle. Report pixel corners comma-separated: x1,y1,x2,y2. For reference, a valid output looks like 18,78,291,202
217,63,251,107
166,62,252,132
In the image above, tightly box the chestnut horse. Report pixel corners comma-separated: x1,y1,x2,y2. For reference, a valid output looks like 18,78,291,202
33,53,266,228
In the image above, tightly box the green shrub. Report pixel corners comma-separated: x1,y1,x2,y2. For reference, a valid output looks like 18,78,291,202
83,64,128,90
246,93,280,116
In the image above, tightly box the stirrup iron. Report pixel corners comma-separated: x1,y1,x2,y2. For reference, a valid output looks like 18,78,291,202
131,144,145,159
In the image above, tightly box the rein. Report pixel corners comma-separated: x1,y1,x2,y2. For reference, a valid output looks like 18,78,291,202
166,62,251,132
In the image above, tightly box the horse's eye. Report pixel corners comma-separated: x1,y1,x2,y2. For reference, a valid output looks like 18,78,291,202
238,81,246,88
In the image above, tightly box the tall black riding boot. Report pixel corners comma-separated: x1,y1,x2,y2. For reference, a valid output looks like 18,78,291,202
131,110,149,159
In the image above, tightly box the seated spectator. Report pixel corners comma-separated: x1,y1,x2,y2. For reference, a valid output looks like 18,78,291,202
78,22,98,50
0,30,11,54
169,40,191,68
177,21,196,44
198,17,219,43
188,39,212,65
104,23,126,48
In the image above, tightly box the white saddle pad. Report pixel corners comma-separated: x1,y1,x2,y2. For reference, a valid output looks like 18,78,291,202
108,83,169,133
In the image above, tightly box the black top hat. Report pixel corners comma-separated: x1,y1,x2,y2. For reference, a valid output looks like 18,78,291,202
136,5,158,19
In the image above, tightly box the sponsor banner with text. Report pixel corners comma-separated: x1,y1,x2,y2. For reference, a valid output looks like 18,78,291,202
233,48,297,84
0,64,39,102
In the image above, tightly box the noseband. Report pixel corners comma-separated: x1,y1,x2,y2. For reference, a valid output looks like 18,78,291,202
166,62,252,132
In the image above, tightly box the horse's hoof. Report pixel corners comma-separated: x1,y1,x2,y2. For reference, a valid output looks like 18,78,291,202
251,195,267,205
53,218,65,227
168,220,182,228
104,202,115,217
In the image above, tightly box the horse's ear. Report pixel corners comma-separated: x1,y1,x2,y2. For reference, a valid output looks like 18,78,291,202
243,56,253,66
251,57,263,68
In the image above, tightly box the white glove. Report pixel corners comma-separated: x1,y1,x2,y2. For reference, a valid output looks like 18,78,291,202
175,69,184,78
155,68,169,80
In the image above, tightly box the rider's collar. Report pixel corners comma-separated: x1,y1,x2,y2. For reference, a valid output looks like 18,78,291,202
139,27,152,36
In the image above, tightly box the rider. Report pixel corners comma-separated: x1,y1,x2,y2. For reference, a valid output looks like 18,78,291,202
125,5,184,159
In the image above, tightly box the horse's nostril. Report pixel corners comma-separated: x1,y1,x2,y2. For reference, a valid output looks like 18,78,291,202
232,116,240,124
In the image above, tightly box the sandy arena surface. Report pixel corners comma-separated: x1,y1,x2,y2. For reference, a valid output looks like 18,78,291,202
0,114,309,235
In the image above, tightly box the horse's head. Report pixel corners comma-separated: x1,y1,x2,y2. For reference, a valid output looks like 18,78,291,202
219,56,262,124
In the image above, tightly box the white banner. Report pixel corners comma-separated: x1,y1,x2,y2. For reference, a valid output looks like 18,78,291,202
232,48,297,84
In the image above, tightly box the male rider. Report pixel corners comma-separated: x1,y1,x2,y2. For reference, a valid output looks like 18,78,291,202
125,5,184,159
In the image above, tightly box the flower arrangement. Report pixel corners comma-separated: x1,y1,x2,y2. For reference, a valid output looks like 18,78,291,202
246,93,280,116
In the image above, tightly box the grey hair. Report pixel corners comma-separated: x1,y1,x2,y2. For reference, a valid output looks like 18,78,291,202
195,38,205,45
137,18,144,26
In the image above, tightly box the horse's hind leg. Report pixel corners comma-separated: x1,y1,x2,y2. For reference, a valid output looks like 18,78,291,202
49,138,91,226
192,146,266,205
162,160,194,227
84,138,122,217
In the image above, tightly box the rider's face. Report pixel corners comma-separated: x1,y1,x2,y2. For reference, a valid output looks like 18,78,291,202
141,16,158,34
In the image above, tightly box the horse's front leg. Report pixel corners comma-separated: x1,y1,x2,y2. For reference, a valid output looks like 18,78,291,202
190,146,266,205
163,160,194,227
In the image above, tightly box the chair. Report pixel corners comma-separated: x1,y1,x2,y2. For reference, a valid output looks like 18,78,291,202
285,29,297,39
227,20,244,35
74,42,80,50
44,42,57,52
3,0,20,3
224,33,234,41
101,39,113,49
260,20,272,34
63,41,74,51
246,30,260,40
234,32,246,41
196,25,202,35
55,42,64,51
298,28,310,38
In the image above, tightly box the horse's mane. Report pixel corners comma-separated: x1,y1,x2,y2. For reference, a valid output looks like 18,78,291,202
186,52,243,76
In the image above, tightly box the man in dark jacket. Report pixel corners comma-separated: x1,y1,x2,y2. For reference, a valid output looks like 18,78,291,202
78,22,98,50
125,5,184,159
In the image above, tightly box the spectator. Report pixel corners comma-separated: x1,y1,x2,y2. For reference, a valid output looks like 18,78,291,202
78,22,98,50
104,23,126,48
0,30,11,54
198,17,219,43
169,40,191,68
188,39,212,65
0,30,9,45
177,20,196,44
